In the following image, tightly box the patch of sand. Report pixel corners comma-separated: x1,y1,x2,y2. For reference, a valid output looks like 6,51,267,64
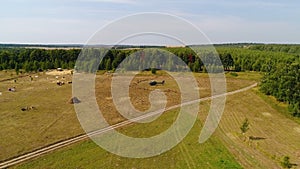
294,127,300,133
262,112,272,117
226,132,237,140
46,70,72,76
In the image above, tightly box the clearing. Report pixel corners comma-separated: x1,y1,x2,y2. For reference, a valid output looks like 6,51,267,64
3,70,299,168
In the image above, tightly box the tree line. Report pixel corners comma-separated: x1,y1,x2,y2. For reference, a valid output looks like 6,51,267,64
0,47,234,73
0,45,299,116
260,61,299,116
0,48,80,73
216,46,299,116
248,44,300,55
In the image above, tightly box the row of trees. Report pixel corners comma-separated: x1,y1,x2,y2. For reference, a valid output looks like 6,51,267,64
73,47,233,73
0,45,297,73
0,47,234,73
260,62,300,117
215,46,299,116
0,48,80,72
216,47,297,72
249,44,300,55
0,45,299,116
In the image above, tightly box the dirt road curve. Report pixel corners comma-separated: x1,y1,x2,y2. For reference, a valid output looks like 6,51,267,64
0,83,257,169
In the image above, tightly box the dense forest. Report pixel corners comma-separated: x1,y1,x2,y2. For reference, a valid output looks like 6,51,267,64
248,44,300,55
0,48,80,72
0,44,299,116
216,46,299,116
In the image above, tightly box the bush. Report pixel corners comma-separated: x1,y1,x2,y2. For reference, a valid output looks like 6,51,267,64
151,68,157,74
240,118,249,134
280,156,292,168
230,72,238,77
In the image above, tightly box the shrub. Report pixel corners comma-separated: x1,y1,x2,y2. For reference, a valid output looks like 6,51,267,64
280,156,292,168
151,68,157,74
230,72,238,77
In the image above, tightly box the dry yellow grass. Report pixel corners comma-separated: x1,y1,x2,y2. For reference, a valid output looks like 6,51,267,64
0,70,259,164
16,71,295,169
0,71,83,161
210,90,300,168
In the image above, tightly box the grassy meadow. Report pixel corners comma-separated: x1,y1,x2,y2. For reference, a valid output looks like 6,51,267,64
2,70,299,168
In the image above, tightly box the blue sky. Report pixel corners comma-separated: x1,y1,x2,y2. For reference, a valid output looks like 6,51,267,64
0,0,299,44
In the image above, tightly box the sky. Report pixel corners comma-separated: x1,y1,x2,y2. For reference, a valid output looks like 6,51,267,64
0,0,300,44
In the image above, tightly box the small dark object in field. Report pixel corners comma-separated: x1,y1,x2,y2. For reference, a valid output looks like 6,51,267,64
68,81,72,84
149,81,157,86
57,81,65,86
21,106,36,112
230,72,238,77
69,97,81,104
8,87,16,92
29,106,36,110
248,136,266,141
21,107,27,111
149,80,165,86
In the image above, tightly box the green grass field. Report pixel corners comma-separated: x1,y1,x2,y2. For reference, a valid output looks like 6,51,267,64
15,110,242,169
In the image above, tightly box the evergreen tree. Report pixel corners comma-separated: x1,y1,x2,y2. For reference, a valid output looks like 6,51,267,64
15,62,19,75
240,118,250,135
105,58,111,70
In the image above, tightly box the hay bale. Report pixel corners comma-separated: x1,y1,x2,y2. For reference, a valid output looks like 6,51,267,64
21,106,37,111
29,106,37,110
57,81,65,86
149,81,157,86
21,107,28,111
69,97,80,104
8,87,16,92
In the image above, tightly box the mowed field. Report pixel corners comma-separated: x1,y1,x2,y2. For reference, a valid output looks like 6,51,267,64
1,70,299,168
0,70,84,161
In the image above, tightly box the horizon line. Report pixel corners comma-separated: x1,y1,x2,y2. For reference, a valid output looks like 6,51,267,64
1,42,300,47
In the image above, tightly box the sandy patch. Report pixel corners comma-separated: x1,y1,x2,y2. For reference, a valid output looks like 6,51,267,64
226,132,237,140
194,87,207,90
294,127,300,133
105,97,112,100
46,70,72,76
295,150,300,158
262,112,272,117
